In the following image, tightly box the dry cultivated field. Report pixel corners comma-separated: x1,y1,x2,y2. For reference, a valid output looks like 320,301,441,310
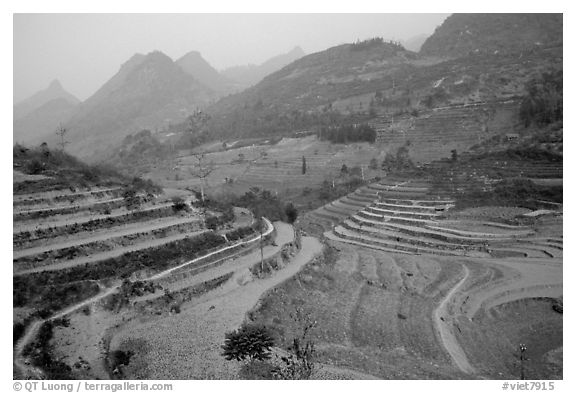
145,136,388,197
13,141,562,380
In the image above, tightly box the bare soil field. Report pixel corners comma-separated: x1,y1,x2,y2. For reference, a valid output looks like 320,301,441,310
145,136,385,197
13,144,562,380
48,223,323,379
458,298,562,379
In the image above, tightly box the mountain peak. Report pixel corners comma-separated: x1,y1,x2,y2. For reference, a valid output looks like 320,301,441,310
179,50,203,59
289,46,305,56
176,51,232,93
142,50,174,66
14,78,80,121
48,79,63,90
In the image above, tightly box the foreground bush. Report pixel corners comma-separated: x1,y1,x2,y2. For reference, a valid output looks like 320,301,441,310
222,323,275,362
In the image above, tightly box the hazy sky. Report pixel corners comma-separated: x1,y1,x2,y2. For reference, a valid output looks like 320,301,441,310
14,13,450,102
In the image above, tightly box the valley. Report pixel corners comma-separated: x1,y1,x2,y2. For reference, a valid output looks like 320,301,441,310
12,13,562,382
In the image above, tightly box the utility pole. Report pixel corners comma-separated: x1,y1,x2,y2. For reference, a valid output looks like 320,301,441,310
519,343,527,380
259,218,265,272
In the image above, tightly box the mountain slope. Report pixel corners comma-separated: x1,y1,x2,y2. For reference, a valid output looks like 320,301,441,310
212,40,412,115
420,13,562,58
14,79,79,120
60,51,215,160
221,46,305,88
176,51,234,95
198,14,561,154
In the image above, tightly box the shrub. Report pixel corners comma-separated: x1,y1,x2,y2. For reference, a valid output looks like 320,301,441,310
285,203,298,224
171,197,188,212
205,214,220,231
109,349,133,370
221,323,275,362
26,159,45,174
239,360,278,379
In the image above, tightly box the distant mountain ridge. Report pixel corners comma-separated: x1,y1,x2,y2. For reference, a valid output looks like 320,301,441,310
14,79,79,120
47,51,215,160
13,98,78,145
176,51,235,95
199,15,562,149
13,14,563,163
221,46,305,88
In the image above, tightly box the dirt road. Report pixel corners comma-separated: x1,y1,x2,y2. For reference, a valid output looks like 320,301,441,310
433,264,475,375
110,234,323,379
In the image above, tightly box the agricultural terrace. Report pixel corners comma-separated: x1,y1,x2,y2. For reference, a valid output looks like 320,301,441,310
145,136,390,198
13,138,562,380
14,156,307,379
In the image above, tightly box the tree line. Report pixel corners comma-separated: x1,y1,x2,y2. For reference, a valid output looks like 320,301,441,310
317,124,377,144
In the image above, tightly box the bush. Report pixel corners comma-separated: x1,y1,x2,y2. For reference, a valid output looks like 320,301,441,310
171,197,188,212
239,360,278,379
109,350,133,370
26,159,45,174
221,323,275,362
205,214,220,231
285,203,298,224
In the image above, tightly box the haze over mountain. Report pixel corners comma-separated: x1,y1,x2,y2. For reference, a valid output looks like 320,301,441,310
221,46,306,88
14,79,79,120
200,13,561,143
13,14,562,164
176,51,235,95
401,34,429,52
15,14,450,103
50,51,214,159
13,98,79,146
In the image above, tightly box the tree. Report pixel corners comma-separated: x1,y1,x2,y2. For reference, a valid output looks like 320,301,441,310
519,70,562,127
369,157,378,170
272,307,317,380
302,156,307,175
221,323,275,362
189,153,214,202
55,124,69,151
285,203,298,224
340,164,348,175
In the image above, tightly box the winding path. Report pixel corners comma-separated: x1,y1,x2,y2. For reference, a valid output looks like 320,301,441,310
433,264,475,375
113,233,323,379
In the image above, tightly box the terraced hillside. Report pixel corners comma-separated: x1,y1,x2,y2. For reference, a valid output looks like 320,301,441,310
370,100,520,163
288,174,562,379
13,148,287,380
146,136,386,196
